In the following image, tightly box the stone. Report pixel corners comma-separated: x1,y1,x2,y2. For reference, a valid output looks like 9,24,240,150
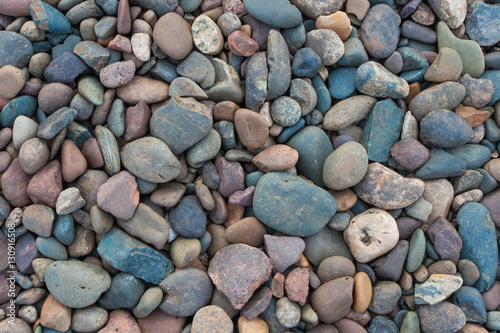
18,138,49,175
415,274,463,305
420,109,473,148
98,228,175,284
99,272,145,309
100,61,136,88
291,0,345,19
406,228,426,273
191,305,233,333
416,148,467,180
169,236,201,267
391,138,429,170
252,145,299,172
428,216,462,262
72,305,109,332
44,51,88,84
99,309,141,333
234,108,269,149
37,107,78,140
359,4,401,59
137,308,187,333
27,160,63,208
208,244,272,309
317,256,355,283
356,61,409,99
153,13,193,60
427,0,466,29
40,294,71,332
74,41,110,71
452,286,487,323
133,287,163,318
56,188,86,215
409,81,466,121
285,267,309,305
354,163,425,209
276,297,300,328
253,172,337,237
311,277,354,323
215,156,244,198
0,31,33,69
245,52,267,110
455,106,490,127
192,15,224,55
238,316,269,333
116,76,169,104
121,137,182,183
97,171,139,220
344,208,399,263
328,67,356,99
240,287,272,320
131,33,151,61
419,302,466,333
225,217,266,247
0,65,25,99
368,281,402,315
371,240,409,281
323,96,376,131
264,235,305,273
242,0,302,28
267,30,292,101
466,2,500,47
169,195,207,238
45,260,111,308
305,29,344,66
292,47,322,78
424,47,462,82
61,140,87,182
368,316,399,333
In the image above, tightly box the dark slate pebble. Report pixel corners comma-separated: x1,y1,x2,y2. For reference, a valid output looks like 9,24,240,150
169,195,207,238
242,0,302,29
452,286,487,323
44,51,88,84
0,31,34,68
99,272,145,310
15,233,41,274
368,315,399,333
0,96,38,128
328,67,357,99
420,109,473,148
416,148,467,180
292,47,321,78
37,107,78,140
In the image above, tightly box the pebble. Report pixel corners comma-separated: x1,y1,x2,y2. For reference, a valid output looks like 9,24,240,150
311,277,354,323
116,75,169,104
71,305,109,332
264,235,305,273
99,272,145,309
191,305,233,333
419,302,466,333
192,15,224,55
356,61,409,99
243,0,302,28
153,13,193,60
276,297,301,328
305,29,344,66
359,5,401,59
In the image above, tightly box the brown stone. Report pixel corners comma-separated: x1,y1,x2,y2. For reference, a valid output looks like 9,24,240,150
192,305,233,333
124,101,151,142
419,302,466,333
206,223,229,257
285,267,309,306
108,34,133,53
427,260,457,275
116,76,169,104
264,234,305,273
224,217,267,247
68,225,95,257
1,157,32,207
207,244,272,309
117,0,131,35
459,324,489,333
353,272,372,313
27,160,63,208
317,256,355,283
455,106,490,127
40,294,71,332
316,12,352,41
252,144,299,172
97,171,139,220
240,287,272,320
482,281,500,310
137,308,186,333
412,265,429,283
82,138,105,169
403,82,421,105
16,287,46,305
346,0,370,20
213,101,239,121
37,83,74,114
311,277,354,323
234,108,269,149
411,2,436,26
61,140,87,182
150,182,186,208
0,65,25,99
328,189,356,212
225,203,245,228
227,30,259,57
153,13,193,60
238,316,269,333
99,309,141,333
334,318,367,333
76,170,109,212
271,273,285,298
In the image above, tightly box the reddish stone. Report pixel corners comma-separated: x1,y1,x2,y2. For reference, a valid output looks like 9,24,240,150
334,318,367,333
40,294,71,332
99,310,140,333
227,30,259,57
61,140,87,182
207,244,272,309
82,138,105,169
27,160,63,208
108,35,133,53
215,157,245,198
222,0,247,17
16,288,46,305
240,287,272,320
213,101,239,121
228,186,255,206
285,267,309,306
428,216,462,263
124,101,151,142
271,273,285,298
390,138,429,171
1,157,32,207
264,234,305,273
117,0,131,35
482,281,500,310
137,309,186,333
455,106,491,127
97,171,139,220
224,203,245,228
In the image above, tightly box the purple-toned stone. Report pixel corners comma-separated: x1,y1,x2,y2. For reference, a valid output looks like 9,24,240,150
427,216,462,262
123,101,151,142
228,186,255,206
333,134,355,149
240,286,272,320
370,240,409,281
0,275,20,304
97,171,140,220
15,233,41,274
0,232,9,272
391,138,430,171
480,189,500,227
242,15,279,50
1,158,32,207
44,51,88,84
27,160,63,208
401,0,422,18
396,217,422,240
215,157,245,198
264,234,305,273
285,267,309,306
207,243,272,310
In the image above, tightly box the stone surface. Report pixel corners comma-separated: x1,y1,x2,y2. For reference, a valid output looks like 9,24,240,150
415,274,463,305
419,302,466,333
311,277,354,323
359,5,401,59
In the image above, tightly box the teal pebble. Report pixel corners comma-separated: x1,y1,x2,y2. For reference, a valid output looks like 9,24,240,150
0,95,38,127
198,231,212,254
416,148,466,179
246,171,264,187
445,144,491,169
30,0,72,34
405,228,425,273
53,215,75,246
35,236,68,260
328,67,357,99
108,99,125,137
477,169,498,195
276,118,305,143
213,121,236,151
311,76,331,114
95,125,121,175
37,107,78,140
136,178,157,195
327,212,351,231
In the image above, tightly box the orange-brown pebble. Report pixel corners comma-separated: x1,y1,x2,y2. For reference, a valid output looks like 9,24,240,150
316,12,352,41
353,272,372,313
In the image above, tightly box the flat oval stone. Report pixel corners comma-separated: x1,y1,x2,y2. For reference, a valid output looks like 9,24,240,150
0,95,37,128
305,29,344,66
159,268,213,316
253,172,337,237
359,4,401,59
208,243,272,309
116,76,169,104
45,260,111,308
311,277,354,323
72,305,109,332
419,302,466,333
420,109,473,148
134,0,177,16
0,31,33,68
242,0,302,28
153,12,193,60
353,162,425,209
100,60,136,88
245,52,268,110
409,81,466,120
37,107,78,140
252,145,299,172
151,95,213,155
323,95,377,130
356,61,409,99
368,281,402,315
192,15,223,55
267,30,292,101
121,137,182,183
95,125,120,175
323,141,368,190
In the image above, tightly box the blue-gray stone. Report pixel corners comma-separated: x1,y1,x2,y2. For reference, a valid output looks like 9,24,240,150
35,236,68,260
328,67,357,99
107,99,125,137
338,37,369,67
356,61,410,99
328,212,351,231
136,178,157,194
213,121,236,151
292,47,321,78
457,202,498,292
33,41,52,53
245,52,268,110
98,228,175,284
416,148,466,179
267,30,292,101
44,51,88,84
58,0,85,12
99,272,145,309
398,47,428,71
360,4,401,59
253,172,337,237
0,197,10,221
452,286,487,323
95,125,121,175
96,0,118,15
66,1,105,25
176,51,214,88
311,76,331,114
361,99,404,162
445,144,491,169
420,109,473,148
368,316,399,333
425,239,440,260
282,23,306,54
52,35,82,59
260,298,288,333
466,2,500,47
242,0,302,29
479,70,500,105
484,118,500,142
53,215,75,246
0,96,37,128
169,195,207,238
0,31,34,68
15,272,33,290
246,171,264,188
477,168,498,195
73,41,110,71
482,139,496,153
134,0,178,16
37,107,78,140
150,95,213,155
400,65,428,83
271,96,302,127
179,0,202,12
276,118,305,143
287,126,333,187
71,94,94,121
30,0,72,34
47,32,69,45
198,231,212,254
150,59,178,84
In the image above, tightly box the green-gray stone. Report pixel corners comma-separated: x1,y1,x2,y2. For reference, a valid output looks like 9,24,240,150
409,81,466,121
186,129,221,168
95,125,120,175
78,75,104,106
405,228,425,273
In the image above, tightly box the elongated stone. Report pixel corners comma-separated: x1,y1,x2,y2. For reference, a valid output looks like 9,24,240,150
95,125,120,175
323,95,377,130
356,61,409,99
267,30,292,101
409,81,466,120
